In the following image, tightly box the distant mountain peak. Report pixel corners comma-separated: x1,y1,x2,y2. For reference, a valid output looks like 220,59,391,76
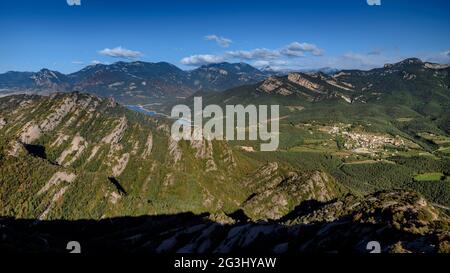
384,58,424,68
34,68,63,79
199,62,259,70
400,58,423,64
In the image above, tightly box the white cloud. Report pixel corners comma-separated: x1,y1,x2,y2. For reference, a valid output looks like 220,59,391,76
226,48,280,60
71,60,84,65
91,60,104,65
225,42,323,61
182,46,450,71
252,60,271,67
253,60,289,67
205,35,232,48
180,54,225,66
280,42,324,57
367,0,381,6
252,60,293,72
99,46,142,59
180,41,324,68
67,0,81,6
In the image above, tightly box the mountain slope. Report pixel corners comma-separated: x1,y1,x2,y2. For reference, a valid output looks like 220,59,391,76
0,92,343,220
187,62,267,91
0,69,69,92
194,58,450,138
67,61,193,102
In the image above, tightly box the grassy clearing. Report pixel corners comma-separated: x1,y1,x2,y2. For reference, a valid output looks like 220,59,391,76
414,172,445,181
396,118,414,122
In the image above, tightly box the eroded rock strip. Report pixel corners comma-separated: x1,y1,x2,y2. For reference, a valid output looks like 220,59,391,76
37,171,77,220
56,134,88,166
142,132,153,158
38,171,77,195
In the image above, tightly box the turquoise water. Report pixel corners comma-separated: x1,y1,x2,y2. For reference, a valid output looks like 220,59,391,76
126,104,192,126
125,105,156,116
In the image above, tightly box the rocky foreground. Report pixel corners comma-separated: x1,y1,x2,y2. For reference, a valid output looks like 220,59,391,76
1,190,449,254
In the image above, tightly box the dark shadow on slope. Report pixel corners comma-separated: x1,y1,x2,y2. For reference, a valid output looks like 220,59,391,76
0,207,442,254
226,209,250,223
242,193,257,203
22,143,47,159
108,177,127,195
279,199,332,222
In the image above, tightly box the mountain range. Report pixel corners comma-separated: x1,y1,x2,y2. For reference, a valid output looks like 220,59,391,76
0,62,268,103
1,58,449,109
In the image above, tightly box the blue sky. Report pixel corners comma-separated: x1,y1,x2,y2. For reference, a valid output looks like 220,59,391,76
0,0,449,73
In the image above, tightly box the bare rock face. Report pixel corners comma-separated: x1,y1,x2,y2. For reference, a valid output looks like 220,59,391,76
168,137,182,164
257,77,284,93
424,63,449,70
39,95,77,132
106,97,117,108
257,77,301,96
19,122,42,144
287,73,323,92
208,212,236,225
37,171,77,220
190,130,217,171
325,79,354,91
112,153,130,177
109,192,122,204
242,170,337,220
142,132,153,158
242,162,280,190
333,71,351,78
101,116,128,159
39,187,69,220
56,134,88,166
15,94,79,145
7,140,25,157
220,144,237,169
403,72,417,80
38,171,77,195
87,145,101,162
289,190,443,230
51,133,70,147
102,116,128,145
0,117,6,129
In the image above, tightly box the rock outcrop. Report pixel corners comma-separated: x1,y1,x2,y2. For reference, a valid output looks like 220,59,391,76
243,170,337,220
